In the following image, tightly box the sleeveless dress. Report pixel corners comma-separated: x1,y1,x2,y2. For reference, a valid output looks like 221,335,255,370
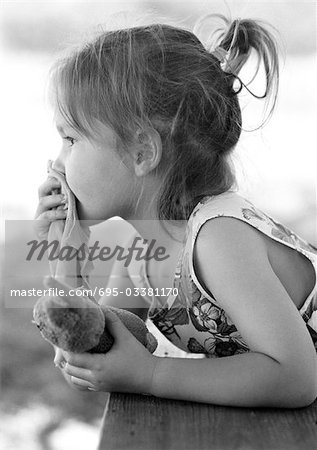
127,191,317,358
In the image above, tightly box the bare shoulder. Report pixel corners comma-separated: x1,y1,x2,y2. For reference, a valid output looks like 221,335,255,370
195,216,269,261
193,216,273,307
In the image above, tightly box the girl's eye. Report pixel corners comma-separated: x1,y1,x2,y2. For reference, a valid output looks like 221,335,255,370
63,136,76,147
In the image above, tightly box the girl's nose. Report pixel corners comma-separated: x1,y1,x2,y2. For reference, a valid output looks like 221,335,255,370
52,156,65,174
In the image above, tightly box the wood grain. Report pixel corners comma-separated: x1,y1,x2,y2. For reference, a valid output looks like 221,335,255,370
98,393,317,450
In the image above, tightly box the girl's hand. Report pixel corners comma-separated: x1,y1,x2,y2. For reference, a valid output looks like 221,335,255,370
53,345,89,391
34,176,68,240
56,310,158,395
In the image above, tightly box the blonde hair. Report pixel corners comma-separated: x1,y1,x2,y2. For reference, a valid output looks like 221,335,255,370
49,17,279,220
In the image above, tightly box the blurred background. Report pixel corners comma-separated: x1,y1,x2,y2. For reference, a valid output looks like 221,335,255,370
1,1,316,449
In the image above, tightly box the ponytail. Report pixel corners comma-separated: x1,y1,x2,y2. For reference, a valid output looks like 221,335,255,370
195,14,280,121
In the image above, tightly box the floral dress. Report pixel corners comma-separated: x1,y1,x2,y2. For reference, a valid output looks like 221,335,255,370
127,191,317,357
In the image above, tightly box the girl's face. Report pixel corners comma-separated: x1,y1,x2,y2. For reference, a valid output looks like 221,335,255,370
53,110,136,222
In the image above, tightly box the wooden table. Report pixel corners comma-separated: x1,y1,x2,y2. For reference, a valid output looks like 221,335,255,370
98,393,317,450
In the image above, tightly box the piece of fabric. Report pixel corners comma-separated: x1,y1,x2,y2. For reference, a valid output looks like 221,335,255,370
46,160,94,289
127,190,317,357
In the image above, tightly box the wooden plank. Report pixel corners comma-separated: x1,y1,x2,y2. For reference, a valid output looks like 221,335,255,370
98,393,317,450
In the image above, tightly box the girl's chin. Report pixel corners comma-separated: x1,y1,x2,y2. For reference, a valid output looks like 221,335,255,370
76,203,106,226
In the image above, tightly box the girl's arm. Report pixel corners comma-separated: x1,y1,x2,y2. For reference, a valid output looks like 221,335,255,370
151,218,317,408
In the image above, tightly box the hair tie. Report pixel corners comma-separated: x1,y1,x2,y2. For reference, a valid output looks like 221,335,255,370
211,46,228,64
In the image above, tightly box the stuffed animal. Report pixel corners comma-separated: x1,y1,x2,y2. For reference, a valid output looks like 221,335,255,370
33,276,158,354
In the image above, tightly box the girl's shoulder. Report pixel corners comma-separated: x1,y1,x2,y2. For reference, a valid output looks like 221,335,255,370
189,190,317,258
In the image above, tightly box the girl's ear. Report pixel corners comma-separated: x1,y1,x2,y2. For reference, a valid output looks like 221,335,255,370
133,128,162,177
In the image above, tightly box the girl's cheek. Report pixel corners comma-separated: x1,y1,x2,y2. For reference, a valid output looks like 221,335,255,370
66,156,86,186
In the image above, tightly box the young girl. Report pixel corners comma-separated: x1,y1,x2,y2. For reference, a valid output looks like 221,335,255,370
35,16,317,408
